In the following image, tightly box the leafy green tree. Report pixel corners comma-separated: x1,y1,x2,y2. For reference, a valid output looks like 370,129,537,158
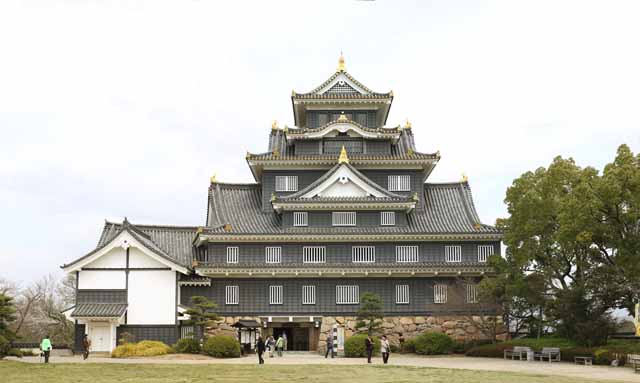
0,294,17,358
356,292,383,335
184,296,220,340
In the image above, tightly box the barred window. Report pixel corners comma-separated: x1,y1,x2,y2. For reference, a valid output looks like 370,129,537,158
293,212,308,227
332,212,356,226
336,285,359,304
265,247,281,264
180,326,194,339
466,284,478,303
477,245,494,263
388,175,411,191
275,176,298,192
433,284,447,304
396,245,419,263
269,286,283,305
302,285,316,305
445,245,462,262
303,246,326,263
352,246,375,263
226,247,239,264
380,211,395,226
396,285,410,304
226,286,239,305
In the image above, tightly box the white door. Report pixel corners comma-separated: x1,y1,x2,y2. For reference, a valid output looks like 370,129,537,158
90,324,111,352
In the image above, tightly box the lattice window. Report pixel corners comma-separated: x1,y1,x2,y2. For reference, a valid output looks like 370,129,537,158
477,245,494,263
303,246,326,263
302,286,316,305
433,284,447,304
293,212,308,227
396,245,419,263
226,286,239,305
336,285,359,304
269,285,283,305
265,247,281,264
388,175,411,191
445,245,462,263
326,81,359,94
466,284,478,304
333,212,356,226
380,211,395,226
396,285,410,304
275,176,298,192
180,326,194,339
352,246,375,263
226,247,239,264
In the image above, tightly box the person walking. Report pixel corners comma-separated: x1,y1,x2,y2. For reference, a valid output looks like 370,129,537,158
365,334,373,364
256,336,265,365
40,335,52,364
282,333,288,353
82,334,91,360
275,335,284,357
266,336,275,358
325,334,334,358
380,335,390,364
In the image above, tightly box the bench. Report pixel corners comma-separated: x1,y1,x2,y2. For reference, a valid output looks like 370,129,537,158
574,356,592,366
630,355,640,373
535,347,561,363
504,346,531,361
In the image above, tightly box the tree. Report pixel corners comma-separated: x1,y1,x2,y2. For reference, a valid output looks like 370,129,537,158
457,277,507,343
0,293,17,358
356,292,383,335
184,296,220,340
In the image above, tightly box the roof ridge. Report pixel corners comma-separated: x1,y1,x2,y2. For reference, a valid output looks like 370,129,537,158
105,220,200,231
425,181,469,187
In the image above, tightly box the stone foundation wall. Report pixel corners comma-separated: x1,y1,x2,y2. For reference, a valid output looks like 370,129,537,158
205,316,264,338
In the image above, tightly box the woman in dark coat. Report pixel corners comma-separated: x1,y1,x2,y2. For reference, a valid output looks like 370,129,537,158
256,336,265,364
365,335,374,364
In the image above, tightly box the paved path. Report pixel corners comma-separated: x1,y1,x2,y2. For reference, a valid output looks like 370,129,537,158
11,353,640,383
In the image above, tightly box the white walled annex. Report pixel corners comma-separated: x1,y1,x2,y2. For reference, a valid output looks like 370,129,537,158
84,246,126,268
128,247,166,268
77,270,126,289
127,269,177,325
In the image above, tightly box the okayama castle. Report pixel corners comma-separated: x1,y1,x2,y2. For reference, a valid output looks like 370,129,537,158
61,56,502,353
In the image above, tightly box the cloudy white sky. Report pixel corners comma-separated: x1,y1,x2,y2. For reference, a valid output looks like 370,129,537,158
0,0,639,284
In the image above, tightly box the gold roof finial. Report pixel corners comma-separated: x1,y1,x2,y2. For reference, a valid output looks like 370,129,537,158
271,120,278,130
404,118,412,129
210,173,217,183
337,113,349,122
338,145,349,164
461,173,469,182
337,52,345,72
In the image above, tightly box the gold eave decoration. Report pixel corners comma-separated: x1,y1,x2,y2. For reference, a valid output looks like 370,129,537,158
338,145,349,164
271,120,279,130
223,223,233,232
210,173,217,184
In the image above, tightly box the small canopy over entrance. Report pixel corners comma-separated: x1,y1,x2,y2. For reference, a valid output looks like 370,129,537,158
233,320,261,354
232,319,261,329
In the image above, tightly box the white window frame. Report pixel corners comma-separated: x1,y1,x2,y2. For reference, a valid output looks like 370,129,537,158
445,245,462,263
265,246,282,264
433,284,447,304
302,285,316,305
336,285,359,304
269,285,283,305
396,284,410,304
293,211,308,227
380,211,396,226
477,245,494,263
466,284,478,304
388,175,411,192
225,285,239,305
275,176,298,192
352,246,375,263
226,246,239,264
396,245,419,263
303,246,326,264
332,212,356,226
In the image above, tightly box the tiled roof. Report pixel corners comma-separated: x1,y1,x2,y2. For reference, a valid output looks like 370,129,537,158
292,70,392,98
71,303,127,318
285,119,400,137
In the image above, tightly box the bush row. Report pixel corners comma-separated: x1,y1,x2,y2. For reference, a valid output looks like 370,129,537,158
111,340,173,358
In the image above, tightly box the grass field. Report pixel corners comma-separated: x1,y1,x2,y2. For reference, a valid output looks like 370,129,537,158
0,360,619,383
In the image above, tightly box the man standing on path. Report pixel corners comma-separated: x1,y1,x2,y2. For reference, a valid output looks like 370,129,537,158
82,334,91,360
275,335,284,357
365,335,373,364
325,334,334,358
40,335,52,364
380,335,390,364
256,336,265,364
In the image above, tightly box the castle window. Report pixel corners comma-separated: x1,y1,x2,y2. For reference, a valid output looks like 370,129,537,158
302,286,316,305
226,247,239,264
477,245,494,263
352,246,375,263
388,175,411,192
265,247,281,264
396,245,419,263
332,212,356,226
466,284,478,304
396,285,410,304
225,286,239,305
269,286,283,305
445,245,462,262
293,212,308,227
380,211,395,226
303,246,326,263
336,285,359,304
433,284,447,304
275,176,298,192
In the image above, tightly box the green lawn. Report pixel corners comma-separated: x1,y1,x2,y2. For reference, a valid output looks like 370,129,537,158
0,360,614,383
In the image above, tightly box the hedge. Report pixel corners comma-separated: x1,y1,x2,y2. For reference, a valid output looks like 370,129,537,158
203,335,241,358
413,332,455,355
344,334,380,357
111,340,172,358
173,338,201,354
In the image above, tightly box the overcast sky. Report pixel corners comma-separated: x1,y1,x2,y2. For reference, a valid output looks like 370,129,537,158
1,0,639,285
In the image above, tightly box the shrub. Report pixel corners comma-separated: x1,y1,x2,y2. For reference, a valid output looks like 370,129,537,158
111,340,172,358
203,336,240,358
401,338,416,353
20,349,36,357
594,348,613,365
466,343,516,358
173,338,201,354
344,334,380,357
413,332,455,355
7,348,23,358
0,335,9,359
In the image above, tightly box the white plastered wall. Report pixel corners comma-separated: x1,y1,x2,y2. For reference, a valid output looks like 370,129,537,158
78,270,126,289
85,247,126,268
129,247,166,268
127,270,176,325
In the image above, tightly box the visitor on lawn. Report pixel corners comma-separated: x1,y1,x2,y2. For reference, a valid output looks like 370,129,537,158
82,334,91,360
40,335,52,364
266,336,275,358
325,334,334,358
256,336,265,365
365,335,374,364
381,335,390,364
275,335,284,357
283,332,288,352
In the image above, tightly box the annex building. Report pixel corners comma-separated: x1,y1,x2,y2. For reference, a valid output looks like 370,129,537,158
62,56,502,353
